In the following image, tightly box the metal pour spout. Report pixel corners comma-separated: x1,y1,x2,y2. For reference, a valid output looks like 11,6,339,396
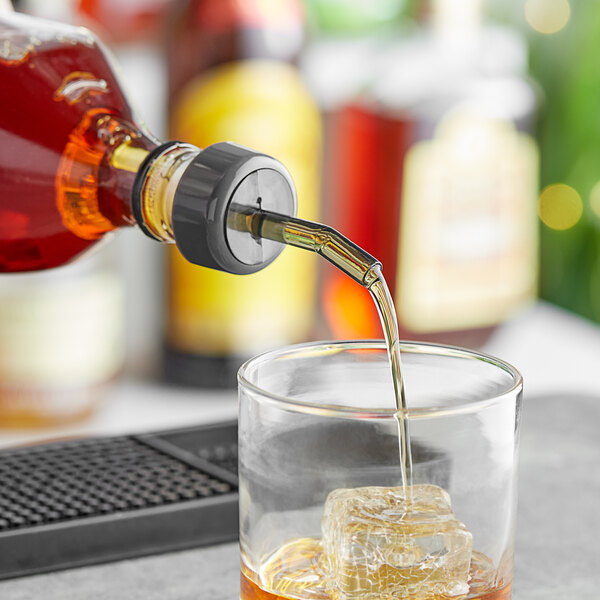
227,206,381,288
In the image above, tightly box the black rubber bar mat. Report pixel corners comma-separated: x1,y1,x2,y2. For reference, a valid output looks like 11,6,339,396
0,421,238,579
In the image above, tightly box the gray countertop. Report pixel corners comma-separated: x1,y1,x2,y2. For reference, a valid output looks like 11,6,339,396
514,393,600,598
1,392,598,599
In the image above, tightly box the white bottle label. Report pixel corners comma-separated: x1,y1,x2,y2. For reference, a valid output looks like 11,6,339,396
396,110,539,332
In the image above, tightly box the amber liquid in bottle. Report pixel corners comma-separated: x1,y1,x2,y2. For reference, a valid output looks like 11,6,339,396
0,14,156,272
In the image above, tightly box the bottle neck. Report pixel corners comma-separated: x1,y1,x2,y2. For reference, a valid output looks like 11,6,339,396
57,109,199,244
129,142,199,243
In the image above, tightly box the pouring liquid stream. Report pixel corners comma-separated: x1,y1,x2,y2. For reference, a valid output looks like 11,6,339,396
368,266,413,492
237,208,413,491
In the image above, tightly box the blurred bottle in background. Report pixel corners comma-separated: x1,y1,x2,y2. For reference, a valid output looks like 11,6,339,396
300,0,411,341
165,0,321,387
318,0,539,346
301,0,409,337
0,249,124,427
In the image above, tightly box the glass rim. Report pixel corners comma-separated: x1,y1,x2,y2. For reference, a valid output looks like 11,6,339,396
237,340,523,419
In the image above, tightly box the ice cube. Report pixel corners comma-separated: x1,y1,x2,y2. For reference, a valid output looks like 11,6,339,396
259,537,330,600
321,484,472,600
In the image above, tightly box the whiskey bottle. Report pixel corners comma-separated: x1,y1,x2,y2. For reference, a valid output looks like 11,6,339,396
0,10,297,275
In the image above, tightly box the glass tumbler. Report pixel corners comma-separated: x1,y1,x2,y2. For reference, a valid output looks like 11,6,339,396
238,341,522,600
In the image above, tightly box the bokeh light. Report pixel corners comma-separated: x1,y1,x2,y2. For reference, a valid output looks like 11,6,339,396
538,183,582,230
525,0,570,34
589,181,600,220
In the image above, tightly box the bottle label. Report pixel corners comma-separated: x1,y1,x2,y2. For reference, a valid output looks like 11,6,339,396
396,110,539,332
168,60,321,356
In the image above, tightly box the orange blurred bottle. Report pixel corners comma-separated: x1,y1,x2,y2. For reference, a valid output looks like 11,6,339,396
165,0,321,387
